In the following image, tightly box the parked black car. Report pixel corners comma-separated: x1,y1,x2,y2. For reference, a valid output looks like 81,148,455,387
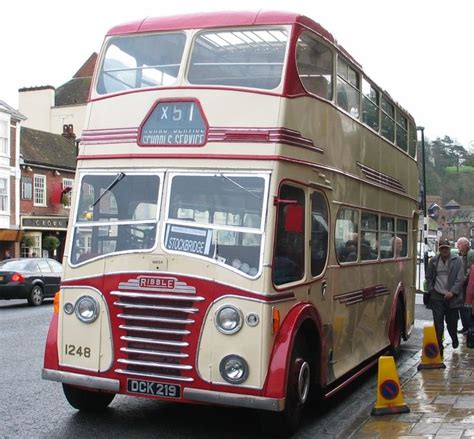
0,258,62,306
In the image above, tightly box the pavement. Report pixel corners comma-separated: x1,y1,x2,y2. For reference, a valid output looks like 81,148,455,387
348,332,474,438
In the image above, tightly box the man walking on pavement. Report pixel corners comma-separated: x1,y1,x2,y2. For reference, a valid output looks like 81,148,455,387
426,238,465,355
457,237,474,334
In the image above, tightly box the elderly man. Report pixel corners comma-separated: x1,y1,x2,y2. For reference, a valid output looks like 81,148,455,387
426,238,465,355
457,237,474,334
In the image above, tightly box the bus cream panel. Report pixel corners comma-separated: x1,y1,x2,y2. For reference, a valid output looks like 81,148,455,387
330,265,359,379
360,130,382,174
58,288,113,372
354,265,384,362
103,253,171,274
360,185,380,213
197,298,269,388
87,89,281,131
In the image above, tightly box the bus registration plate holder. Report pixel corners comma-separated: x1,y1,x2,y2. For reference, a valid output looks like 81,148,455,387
127,379,181,398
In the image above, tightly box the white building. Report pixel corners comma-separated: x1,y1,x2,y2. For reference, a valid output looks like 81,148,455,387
0,100,26,257
18,53,97,138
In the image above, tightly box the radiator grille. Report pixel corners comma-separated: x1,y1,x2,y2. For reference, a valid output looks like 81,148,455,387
112,290,205,383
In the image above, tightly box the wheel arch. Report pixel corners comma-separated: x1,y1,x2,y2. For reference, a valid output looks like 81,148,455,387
389,282,407,344
43,312,60,370
263,302,326,399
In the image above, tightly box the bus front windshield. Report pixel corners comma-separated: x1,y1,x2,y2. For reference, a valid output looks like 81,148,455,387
165,173,268,278
96,27,288,94
71,173,160,265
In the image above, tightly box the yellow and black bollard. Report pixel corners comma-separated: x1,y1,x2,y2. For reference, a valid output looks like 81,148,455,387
417,325,446,370
371,356,410,415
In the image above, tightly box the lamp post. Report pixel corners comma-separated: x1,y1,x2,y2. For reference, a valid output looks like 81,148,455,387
417,126,429,274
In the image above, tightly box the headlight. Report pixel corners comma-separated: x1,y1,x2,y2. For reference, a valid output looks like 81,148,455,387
219,355,249,384
214,305,243,334
63,302,74,315
75,295,99,324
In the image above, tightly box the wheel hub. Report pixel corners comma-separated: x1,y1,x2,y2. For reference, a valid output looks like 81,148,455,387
297,361,310,404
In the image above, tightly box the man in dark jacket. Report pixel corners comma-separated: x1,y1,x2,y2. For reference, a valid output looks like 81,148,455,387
426,238,465,355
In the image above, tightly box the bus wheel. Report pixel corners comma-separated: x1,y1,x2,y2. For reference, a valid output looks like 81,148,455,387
260,336,310,436
390,304,403,359
62,384,115,411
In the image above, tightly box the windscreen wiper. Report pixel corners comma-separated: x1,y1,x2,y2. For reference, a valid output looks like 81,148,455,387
91,172,126,207
218,173,261,200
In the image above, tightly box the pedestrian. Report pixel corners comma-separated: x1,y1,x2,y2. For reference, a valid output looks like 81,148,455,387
2,249,12,260
425,238,465,355
456,237,474,334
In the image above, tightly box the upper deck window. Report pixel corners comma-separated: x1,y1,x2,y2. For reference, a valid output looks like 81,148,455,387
381,95,395,142
296,31,333,100
337,58,360,118
396,110,408,152
97,32,186,95
361,78,380,131
188,28,288,90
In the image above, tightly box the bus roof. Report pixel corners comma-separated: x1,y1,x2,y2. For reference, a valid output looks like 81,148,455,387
106,10,336,43
104,10,413,121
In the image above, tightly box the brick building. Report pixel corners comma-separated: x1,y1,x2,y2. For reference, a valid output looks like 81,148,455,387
20,127,76,260
0,100,26,258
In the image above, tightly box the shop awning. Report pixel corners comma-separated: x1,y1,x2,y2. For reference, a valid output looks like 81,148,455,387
0,229,23,241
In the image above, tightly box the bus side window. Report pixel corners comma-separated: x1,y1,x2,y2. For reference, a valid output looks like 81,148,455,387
296,31,334,101
273,185,305,286
335,208,359,264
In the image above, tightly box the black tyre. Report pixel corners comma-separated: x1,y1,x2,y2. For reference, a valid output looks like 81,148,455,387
260,335,311,437
27,285,44,306
390,303,403,358
62,383,115,411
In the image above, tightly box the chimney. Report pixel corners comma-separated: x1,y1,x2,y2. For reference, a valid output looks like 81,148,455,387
62,124,76,142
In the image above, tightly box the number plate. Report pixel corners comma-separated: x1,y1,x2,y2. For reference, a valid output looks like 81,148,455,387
127,379,181,398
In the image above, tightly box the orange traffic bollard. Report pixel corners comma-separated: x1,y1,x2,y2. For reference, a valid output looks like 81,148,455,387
417,325,446,370
371,356,410,415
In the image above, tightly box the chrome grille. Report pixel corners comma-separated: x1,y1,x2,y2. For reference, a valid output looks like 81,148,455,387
112,290,205,382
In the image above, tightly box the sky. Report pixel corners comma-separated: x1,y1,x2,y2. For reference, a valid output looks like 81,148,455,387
2,0,473,149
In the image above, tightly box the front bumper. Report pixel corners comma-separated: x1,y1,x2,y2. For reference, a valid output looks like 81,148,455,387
42,368,285,411
42,368,120,392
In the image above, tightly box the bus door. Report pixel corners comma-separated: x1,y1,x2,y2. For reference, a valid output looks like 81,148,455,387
307,190,332,336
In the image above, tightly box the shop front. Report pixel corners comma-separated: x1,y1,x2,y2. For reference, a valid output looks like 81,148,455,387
20,216,68,261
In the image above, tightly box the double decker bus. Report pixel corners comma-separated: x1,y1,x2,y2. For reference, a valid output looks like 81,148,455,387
43,11,419,434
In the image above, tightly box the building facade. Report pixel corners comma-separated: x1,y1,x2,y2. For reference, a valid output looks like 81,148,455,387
0,100,25,258
18,53,97,138
20,127,76,260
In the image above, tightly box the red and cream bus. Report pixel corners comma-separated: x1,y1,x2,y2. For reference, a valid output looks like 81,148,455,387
43,11,419,434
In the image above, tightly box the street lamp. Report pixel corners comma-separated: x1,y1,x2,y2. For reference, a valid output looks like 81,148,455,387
417,126,429,273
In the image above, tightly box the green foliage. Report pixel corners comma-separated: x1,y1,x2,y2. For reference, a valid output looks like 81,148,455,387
43,235,60,251
22,235,35,248
424,136,474,205
445,166,474,174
